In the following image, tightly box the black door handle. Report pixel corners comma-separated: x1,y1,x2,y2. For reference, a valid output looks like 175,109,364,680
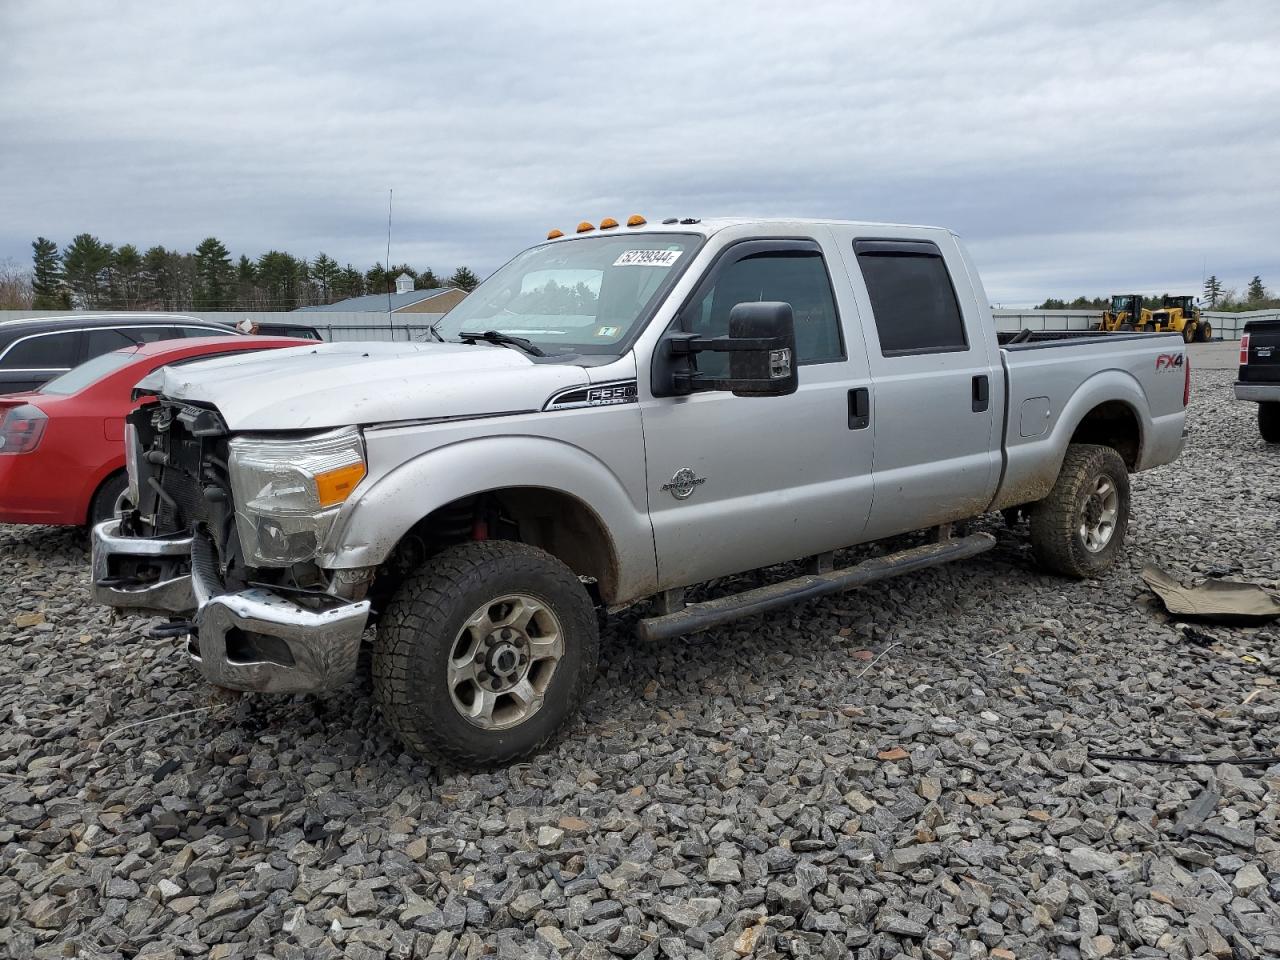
972,375,990,413
848,387,870,430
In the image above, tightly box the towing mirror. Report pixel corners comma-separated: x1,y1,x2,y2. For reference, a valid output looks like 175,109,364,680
656,301,798,398
726,302,798,397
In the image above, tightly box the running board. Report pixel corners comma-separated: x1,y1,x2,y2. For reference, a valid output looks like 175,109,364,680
635,532,996,642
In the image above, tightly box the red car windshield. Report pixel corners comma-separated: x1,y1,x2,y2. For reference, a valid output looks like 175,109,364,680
39,349,143,396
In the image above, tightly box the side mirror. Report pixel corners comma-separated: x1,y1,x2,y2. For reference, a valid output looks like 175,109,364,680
655,301,799,398
726,302,797,397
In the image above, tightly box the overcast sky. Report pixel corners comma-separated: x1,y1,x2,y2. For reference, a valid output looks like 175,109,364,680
2,1,1277,305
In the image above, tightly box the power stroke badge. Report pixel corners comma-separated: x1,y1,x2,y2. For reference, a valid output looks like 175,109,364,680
661,467,707,500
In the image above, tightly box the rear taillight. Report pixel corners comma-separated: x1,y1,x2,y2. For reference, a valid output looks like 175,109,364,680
1239,333,1250,365
1183,353,1191,407
0,404,48,454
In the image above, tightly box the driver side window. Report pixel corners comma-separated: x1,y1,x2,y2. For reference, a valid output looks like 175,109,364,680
686,250,843,377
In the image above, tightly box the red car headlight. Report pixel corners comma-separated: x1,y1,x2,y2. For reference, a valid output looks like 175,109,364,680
0,404,48,455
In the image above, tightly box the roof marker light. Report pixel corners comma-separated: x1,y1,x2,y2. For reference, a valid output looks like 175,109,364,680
599,217,619,229
627,215,646,227
576,221,595,233
547,229,564,240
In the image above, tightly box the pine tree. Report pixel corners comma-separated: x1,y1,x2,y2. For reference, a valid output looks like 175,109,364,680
311,253,339,303
142,246,174,309
193,237,234,310
447,266,480,292
1203,275,1223,307
256,251,302,309
335,265,364,299
1246,276,1266,303
62,233,114,307
110,244,144,307
236,255,257,309
415,267,440,290
31,237,68,308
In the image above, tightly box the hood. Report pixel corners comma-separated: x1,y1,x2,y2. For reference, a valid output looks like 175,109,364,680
146,341,589,431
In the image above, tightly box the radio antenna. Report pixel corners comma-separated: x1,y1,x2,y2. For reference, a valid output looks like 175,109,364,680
386,187,394,335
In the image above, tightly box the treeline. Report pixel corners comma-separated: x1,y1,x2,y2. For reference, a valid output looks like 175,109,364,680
1037,275,1280,312
22,234,482,311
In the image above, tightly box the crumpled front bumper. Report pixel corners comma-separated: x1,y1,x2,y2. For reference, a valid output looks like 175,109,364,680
91,519,370,694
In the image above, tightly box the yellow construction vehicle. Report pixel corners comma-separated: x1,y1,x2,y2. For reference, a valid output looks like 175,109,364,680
1097,294,1144,331
1145,295,1211,342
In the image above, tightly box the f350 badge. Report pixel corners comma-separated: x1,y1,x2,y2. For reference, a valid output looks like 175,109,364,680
662,467,707,500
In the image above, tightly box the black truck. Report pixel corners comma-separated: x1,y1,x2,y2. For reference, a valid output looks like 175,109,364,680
1235,317,1280,442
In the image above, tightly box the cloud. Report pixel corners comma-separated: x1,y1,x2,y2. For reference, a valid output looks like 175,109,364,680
1,0,1277,304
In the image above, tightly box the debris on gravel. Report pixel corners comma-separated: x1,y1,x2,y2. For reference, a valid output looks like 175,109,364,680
1,367,1277,959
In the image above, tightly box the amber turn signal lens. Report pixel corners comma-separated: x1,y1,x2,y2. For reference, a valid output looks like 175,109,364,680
626,214,646,227
576,221,595,233
315,462,367,508
547,229,564,239
599,217,619,229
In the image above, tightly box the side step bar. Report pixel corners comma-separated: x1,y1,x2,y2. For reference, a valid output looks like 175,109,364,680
635,532,996,642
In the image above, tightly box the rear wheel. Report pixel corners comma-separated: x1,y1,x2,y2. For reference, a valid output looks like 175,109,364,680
1260,402,1280,443
1195,321,1212,343
1029,444,1131,578
1136,323,1152,333
88,471,130,526
373,540,599,767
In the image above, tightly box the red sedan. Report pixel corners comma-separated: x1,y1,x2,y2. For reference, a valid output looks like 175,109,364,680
0,336,309,526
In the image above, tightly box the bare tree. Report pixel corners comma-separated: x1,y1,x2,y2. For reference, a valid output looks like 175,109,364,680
0,258,34,309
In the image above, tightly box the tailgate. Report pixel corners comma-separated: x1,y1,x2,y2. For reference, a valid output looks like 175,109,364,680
1240,320,1280,382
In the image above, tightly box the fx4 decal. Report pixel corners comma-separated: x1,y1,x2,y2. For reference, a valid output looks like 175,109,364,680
1155,353,1185,371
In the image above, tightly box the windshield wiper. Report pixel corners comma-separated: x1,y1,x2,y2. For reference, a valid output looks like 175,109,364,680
458,330,545,357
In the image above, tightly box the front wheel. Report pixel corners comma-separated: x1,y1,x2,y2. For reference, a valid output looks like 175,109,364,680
373,540,599,767
1119,322,1135,332
1029,444,1131,578
1260,402,1280,443
1182,323,1197,343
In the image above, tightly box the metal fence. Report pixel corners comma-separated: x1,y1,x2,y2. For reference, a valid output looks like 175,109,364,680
3,307,1274,342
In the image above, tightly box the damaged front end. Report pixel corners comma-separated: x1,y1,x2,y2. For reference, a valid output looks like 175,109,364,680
91,399,371,694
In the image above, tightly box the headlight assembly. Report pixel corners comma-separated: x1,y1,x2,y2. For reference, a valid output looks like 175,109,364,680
227,428,366,566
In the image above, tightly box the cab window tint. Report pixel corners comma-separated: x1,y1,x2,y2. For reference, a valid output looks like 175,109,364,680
3,332,79,368
855,241,968,355
687,251,843,377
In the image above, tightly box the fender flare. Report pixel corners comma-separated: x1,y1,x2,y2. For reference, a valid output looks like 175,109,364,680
1049,369,1149,467
319,435,658,601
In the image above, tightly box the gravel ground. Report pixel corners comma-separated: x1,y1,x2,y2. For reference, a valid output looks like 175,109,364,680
2,367,1277,960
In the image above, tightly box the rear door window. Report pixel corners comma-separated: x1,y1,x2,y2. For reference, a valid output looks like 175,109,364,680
855,240,968,355
2,331,80,369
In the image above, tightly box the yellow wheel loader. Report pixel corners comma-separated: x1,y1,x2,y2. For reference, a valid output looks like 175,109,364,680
1097,294,1144,332
1147,295,1211,342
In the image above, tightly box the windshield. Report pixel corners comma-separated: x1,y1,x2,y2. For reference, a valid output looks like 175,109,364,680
40,349,139,395
434,232,702,355
1110,296,1132,311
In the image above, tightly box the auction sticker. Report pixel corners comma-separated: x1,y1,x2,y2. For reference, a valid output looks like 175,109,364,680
613,249,682,267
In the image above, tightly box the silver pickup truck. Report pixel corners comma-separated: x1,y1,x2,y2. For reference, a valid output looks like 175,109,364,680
93,217,1188,765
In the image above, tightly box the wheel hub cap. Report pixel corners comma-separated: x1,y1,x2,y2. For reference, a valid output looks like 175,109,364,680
1078,475,1119,553
448,595,564,730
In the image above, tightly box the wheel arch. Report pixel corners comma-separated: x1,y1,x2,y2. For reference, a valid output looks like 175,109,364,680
1068,399,1142,470
321,436,659,605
